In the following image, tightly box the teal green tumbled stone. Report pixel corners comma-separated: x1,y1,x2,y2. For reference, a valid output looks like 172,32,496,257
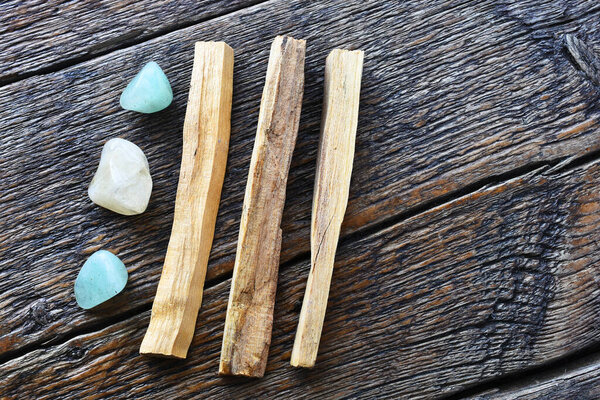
74,250,128,309
119,61,173,113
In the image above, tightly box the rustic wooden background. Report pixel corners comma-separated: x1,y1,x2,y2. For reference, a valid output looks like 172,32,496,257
2,0,600,398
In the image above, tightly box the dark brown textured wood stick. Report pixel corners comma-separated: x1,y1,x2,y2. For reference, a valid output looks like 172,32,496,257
219,35,306,377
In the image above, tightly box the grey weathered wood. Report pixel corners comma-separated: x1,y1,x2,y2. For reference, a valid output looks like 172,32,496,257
565,34,600,85
2,0,600,371
2,158,600,398
0,0,260,84
469,357,600,399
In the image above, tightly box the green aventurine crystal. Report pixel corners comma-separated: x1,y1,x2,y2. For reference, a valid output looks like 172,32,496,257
119,61,173,113
74,250,128,309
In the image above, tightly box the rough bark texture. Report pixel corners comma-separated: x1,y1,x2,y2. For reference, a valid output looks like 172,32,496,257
2,159,600,398
2,0,600,397
220,35,305,378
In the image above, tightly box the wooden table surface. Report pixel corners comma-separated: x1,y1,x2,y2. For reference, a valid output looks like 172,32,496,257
2,1,600,398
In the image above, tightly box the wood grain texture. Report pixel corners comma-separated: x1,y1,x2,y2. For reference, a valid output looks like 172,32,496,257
0,0,260,84
291,49,363,368
469,358,600,399
220,35,305,378
3,158,600,398
140,42,234,359
565,34,600,86
2,0,600,363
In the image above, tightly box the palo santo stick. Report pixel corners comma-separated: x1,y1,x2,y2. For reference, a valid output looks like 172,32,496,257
219,35,306,377
140,42,234,358
291,49,364,368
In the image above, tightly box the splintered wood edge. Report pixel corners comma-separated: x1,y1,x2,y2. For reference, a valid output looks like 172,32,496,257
291,48,364,368
219,35,306,377
140,41,234,359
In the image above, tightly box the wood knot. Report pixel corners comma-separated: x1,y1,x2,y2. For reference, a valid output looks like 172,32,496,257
23,299,57,333
63,346,87,361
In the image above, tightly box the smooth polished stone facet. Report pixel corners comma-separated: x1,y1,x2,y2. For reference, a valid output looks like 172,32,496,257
74,250,128,309
120,61,173,113
88,138,152,215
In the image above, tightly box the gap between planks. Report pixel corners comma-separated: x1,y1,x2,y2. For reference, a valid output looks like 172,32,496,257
3,147,600,368
6,0,600,91
442,338,600,399
0,0,272,88
2,0,600,393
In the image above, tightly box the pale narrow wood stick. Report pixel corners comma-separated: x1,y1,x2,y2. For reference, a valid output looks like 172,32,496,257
291,49,364,368
219,35,306,377
140,42,234,358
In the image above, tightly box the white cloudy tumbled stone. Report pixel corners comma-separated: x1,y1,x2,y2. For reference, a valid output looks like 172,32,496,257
88,138,152,215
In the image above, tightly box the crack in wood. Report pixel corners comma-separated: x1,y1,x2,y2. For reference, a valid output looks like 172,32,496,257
0,0,272,88
4,1,600,395
2,147,600,369
443,342,600,400
564,34,600,86
312,214,335,273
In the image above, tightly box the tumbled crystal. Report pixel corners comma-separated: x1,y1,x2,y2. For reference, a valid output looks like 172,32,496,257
88,138,152,215
119,61,173,113
74,250,128,309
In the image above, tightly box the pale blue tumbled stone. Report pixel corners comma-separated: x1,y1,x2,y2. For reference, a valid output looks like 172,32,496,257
119,61,173,113
74,250,128,309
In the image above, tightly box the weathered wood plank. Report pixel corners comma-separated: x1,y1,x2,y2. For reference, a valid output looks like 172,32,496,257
3,157,600,399
2,0,600,360
0,0,260,84
469,357,600,399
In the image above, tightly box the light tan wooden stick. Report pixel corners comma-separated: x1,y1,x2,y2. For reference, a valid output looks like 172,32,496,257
140,42,234,358
219,35,305,377
291,49,364,368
